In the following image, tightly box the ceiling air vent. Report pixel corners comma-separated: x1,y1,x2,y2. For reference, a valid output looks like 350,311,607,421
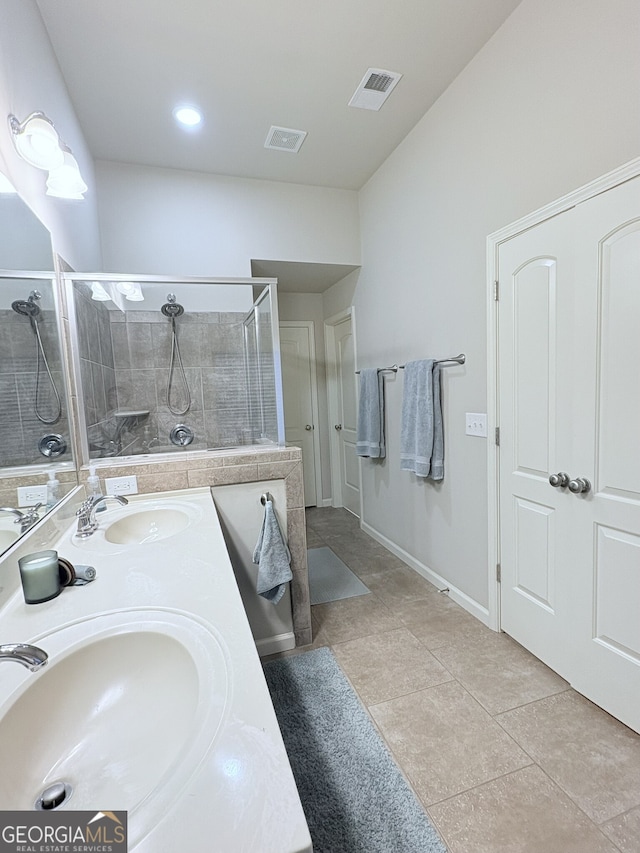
348,68,402,111
264,126,307,153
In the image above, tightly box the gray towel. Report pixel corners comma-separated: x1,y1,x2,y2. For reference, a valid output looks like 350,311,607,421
253,500,292,604
400,359,444,479
356,368,386,458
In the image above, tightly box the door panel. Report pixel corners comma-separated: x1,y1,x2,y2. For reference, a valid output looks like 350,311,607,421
336,317,359,516
498,213,574,679
279,324,317,507
567,179,640,731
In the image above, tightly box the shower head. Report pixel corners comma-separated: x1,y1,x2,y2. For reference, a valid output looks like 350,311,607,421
161,296,184,318
11,299,40,318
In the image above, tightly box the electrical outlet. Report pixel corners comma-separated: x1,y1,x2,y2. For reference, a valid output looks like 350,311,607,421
465,412,488,437
17,485,48,506
104,475,138,496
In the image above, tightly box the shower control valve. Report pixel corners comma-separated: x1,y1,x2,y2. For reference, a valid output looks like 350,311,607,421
170,424,194,447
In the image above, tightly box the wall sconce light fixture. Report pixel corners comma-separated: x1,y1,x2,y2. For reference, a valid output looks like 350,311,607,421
116,281,144,302
90,282,111,301
8,111,87,199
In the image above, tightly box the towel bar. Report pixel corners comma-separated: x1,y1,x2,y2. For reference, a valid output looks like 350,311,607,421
355,353,465,374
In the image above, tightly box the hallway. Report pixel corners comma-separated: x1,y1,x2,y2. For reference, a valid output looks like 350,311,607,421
271,508,640,853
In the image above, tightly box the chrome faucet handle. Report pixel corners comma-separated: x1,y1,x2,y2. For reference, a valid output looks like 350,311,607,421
76,498,98,538
18,503,43,533
0,643,48,671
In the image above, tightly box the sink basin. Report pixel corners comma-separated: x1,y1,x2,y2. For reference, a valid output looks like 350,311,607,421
104,507,191,544
0,517,22,549
0,610,228,846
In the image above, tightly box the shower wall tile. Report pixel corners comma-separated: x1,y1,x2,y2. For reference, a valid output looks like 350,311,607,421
150,324,171,367
97,308,114,370
115,368,158,413
110,323,130,370
125,322,154,368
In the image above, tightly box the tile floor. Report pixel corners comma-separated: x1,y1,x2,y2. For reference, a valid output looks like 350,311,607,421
268,507,640,853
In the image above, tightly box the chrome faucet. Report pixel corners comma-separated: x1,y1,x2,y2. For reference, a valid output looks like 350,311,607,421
0,504,43,535
75,494,128,538
0,643,48,671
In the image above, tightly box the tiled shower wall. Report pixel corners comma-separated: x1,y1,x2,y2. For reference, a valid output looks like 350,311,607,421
0,308,70,467
74,282,263,458
110,308,250,452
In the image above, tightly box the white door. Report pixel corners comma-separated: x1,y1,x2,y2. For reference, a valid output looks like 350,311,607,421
498,176,640,733
279,323,319,507
326,313,360,516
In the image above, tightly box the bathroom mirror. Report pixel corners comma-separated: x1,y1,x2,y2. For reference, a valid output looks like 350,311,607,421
65,274,285,461
0,193,76,553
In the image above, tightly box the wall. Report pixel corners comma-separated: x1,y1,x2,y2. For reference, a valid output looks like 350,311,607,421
0,0,101,271
354,0,640,611
96,161,360,277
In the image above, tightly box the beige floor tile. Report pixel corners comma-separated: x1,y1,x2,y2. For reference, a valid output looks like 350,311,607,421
370,681,531,804
429,765,618,853
332,627,454,705
497,690,640,824
305,528,324,548
391,595,496,649
601,806,640,852
432,631,569,715
365,564,442,605
311,594,400,645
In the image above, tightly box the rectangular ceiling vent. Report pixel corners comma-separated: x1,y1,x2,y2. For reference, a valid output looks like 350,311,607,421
349,68,402,111
264,126,307,153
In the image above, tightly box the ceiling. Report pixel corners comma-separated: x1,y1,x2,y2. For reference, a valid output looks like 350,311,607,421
36,0,521,192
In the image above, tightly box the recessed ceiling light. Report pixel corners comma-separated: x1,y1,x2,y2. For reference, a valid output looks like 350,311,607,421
173,106,203,128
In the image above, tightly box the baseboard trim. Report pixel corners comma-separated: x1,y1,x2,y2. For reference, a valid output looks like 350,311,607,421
321,498,333,507
360,520,491,627
256,631,296,658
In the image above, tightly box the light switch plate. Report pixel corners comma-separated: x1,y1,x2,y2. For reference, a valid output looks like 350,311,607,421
465,412,488,437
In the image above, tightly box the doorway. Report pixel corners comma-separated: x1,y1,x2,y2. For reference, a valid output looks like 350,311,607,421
279,321,321,507
325,309,360,517
489,162,640,733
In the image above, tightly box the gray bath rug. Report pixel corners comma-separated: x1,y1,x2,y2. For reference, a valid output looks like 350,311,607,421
263,647,447,853
307,546,370,605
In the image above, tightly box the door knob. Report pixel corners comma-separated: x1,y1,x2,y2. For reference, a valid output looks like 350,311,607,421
305,424,313,431
549,472,570,488
568,477,591,494
334,424,342,431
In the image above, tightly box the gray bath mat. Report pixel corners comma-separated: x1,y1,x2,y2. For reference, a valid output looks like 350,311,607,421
307,546,370,605
263,647,447,853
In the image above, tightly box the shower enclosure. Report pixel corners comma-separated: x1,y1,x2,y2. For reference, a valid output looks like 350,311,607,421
0,274,71,468
66,274,285,461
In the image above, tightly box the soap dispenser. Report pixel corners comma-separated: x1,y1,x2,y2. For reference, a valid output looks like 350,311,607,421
86,464,106,512
46,469,60,509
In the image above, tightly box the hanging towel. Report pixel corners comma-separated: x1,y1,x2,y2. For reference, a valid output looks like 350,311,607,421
356,368,386,458
400,359,444,480
253,499,292,604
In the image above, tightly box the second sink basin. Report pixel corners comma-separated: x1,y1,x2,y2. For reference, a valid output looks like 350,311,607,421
104,507,191,544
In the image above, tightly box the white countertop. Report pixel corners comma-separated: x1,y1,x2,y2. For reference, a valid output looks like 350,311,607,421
0,487,312,853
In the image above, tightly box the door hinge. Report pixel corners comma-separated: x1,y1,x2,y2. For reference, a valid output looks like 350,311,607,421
495,427,500,446
496,563,501,583
494,280,499,301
